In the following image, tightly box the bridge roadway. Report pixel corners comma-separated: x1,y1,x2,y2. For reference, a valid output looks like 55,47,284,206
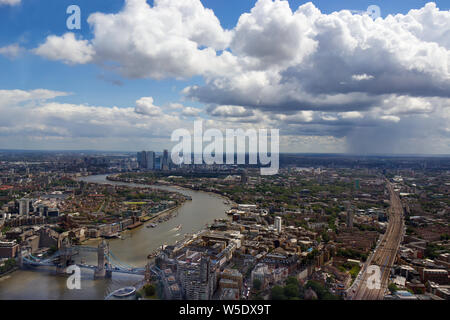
351,181,405,300
22,245,147,276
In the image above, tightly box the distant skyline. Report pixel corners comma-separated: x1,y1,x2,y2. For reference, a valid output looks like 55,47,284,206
1,149,449,158
0,0,450,154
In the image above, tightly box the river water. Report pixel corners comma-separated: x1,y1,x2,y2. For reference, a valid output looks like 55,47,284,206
0,174,230,300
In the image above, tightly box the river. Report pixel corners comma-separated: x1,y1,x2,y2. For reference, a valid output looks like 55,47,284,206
0,174,230,300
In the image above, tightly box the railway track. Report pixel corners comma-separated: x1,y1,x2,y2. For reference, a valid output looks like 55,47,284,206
351,181,404,300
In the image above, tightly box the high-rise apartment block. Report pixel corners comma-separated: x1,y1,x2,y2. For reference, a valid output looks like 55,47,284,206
19,198,31,216
274,216,282,233
176,250,216,300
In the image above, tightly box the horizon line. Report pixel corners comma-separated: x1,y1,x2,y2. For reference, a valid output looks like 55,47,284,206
0,148,449,158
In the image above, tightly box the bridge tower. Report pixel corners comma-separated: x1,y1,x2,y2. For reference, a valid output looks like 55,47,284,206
56,240,72,275
94,240,112,279
18,249,24,269
145,263,151,283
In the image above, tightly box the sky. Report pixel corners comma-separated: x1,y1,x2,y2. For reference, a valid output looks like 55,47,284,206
0,0,449,154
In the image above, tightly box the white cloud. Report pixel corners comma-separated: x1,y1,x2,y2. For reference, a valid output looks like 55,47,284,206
32,1,450,101
134,97,163,116
181,107,201,117
33,0,231,79
380,115,401,123
23,1,450,153
134,100,203,118
275,111,314,123
351,74,374,81
188,1,450,111
0,44,24,59
0,0,20,6
389,2,450,50
339,111,364,119
208,105,254,118
86,0,232,79
381,96,436,115
230,0,318,69
0,89,69,107
34,33,95,65
0,89,188,150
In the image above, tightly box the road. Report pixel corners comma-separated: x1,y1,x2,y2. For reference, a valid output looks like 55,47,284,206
351,181,405,300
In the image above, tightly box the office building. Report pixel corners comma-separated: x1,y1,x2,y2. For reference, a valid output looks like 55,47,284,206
37,205,48,217
251,263,270,290
155,156,161,170
0,241,19,258
274,216,282,233
146,151,155,170
19,198,30,216
421,269,449,285
137,150,156,170
137,151,147,169
162,149,169,171
220,268,243,290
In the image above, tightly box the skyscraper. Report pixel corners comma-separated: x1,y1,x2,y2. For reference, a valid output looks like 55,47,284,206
176,251,215,300
137,150,157,170
146,151,156,170
19,198,30,216
137,151,147,169
155,156,161,170
274,216,282,233
162,149,169,171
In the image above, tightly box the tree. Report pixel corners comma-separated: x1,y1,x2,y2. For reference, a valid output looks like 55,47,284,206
285,276,299,287
305,280,339,300
284,283,299,298
388,283,398,293
252,293,263,300
144,284,156,297
322,292,339,300
298,285,305,299
321,232,330,243
271,285,287,300
1,226,11,234
253,278,262,291
0,258,16,274
424,244,440,259
305,281,326,298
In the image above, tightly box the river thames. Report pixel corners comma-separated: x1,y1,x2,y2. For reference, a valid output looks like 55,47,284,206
0,174,230,300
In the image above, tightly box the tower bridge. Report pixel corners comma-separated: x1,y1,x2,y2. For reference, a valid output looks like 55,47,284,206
19,240,150,278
